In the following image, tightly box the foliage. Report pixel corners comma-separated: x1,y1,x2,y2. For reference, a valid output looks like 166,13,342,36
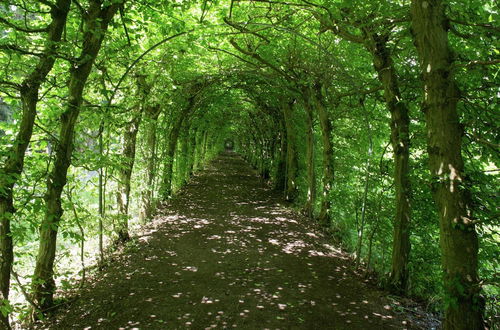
0,0,498,327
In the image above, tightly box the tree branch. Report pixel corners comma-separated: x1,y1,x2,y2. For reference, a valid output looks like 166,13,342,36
336,85,383,99
0,17,49,33
236,0,311,8
224,17,271,44
207,46,263,69
37,0,56,9
0,80,21,89
11,269,41,312
0,43,43,56
467,133,500,151
229,38,293,81
450,18,500,33
72,0,88,18
457,59,500,68
119,5,131,46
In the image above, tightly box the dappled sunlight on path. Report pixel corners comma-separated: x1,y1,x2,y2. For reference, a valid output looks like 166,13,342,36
44,153,414,329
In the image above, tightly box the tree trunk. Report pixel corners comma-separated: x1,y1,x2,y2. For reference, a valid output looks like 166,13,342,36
411,1,483,328
116,106,144,242
160,97,195,200
274,122,287,191
188,126,197,176
312,85,334,226
193,129,205,172
0,1,71,326
303,99,316,218
201,129,209,160
98,122,105,264
363,30,412,294
179,123,190,185
31,0,121,313
139,105,161,223
356,129,373,266
281,100,298,202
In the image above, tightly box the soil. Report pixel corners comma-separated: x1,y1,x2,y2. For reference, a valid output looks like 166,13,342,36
36,153,432,329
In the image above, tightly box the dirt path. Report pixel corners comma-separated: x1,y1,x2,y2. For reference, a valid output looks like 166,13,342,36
43,153,417,329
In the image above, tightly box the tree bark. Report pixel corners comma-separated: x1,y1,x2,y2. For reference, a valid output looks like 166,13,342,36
160,97,195,200
116,105,144,242
0,1,71,326
194,129,206,172
274,119,287,191
303,99,316,218
362,30,412,294
139,105,161,223
281,100,298,202
411,1,483,328
179,122,190,185
188,126,197,176
31,0,122,313
356,126,373,266
98,122,105,264
311,85,334,226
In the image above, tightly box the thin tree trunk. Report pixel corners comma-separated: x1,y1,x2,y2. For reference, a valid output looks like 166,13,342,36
356,131,373,266
0,1,71,326
193,129,204,172
323,17,411,275
201,130,209,160
116,106,144,242
98,122,105,264
178,123,190,185
362,30,412,294
367,185,386,272
281,100,298,202
274,122,287,191
303,99,316,218
187,127,197,177
31,0,122,313
160,97,195,200
312,85,334,225
411,1,483,328
139,105,161,223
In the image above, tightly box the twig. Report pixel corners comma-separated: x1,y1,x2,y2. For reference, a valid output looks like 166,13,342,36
37,0,55,9
0,80,21,89
0,44,43,56
66,188,87,290
109,30,194,105
72,0,88,18
0,17,49,33
467,132,500,151
119,5,131,46
457,59,500,68
11,269,41,312
450,18,500,33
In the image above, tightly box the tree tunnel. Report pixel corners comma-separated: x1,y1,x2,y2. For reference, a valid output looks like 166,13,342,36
0,0,498,328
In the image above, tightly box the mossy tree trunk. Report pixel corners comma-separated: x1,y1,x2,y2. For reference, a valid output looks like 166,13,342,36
193,129,206,172
0,1,71,326
411,1,483,328
188,126,197,176
160,96,196,200
363,30,412,294
311,84,334,226
31,0,122,313
321,16,412,285
139,105,161,223
116,101,145,242
178,121,191,185
302,97,316,219
281,99,298,202
274,119,287,191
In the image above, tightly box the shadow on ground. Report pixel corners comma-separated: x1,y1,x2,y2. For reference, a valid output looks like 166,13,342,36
38,152,420,329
